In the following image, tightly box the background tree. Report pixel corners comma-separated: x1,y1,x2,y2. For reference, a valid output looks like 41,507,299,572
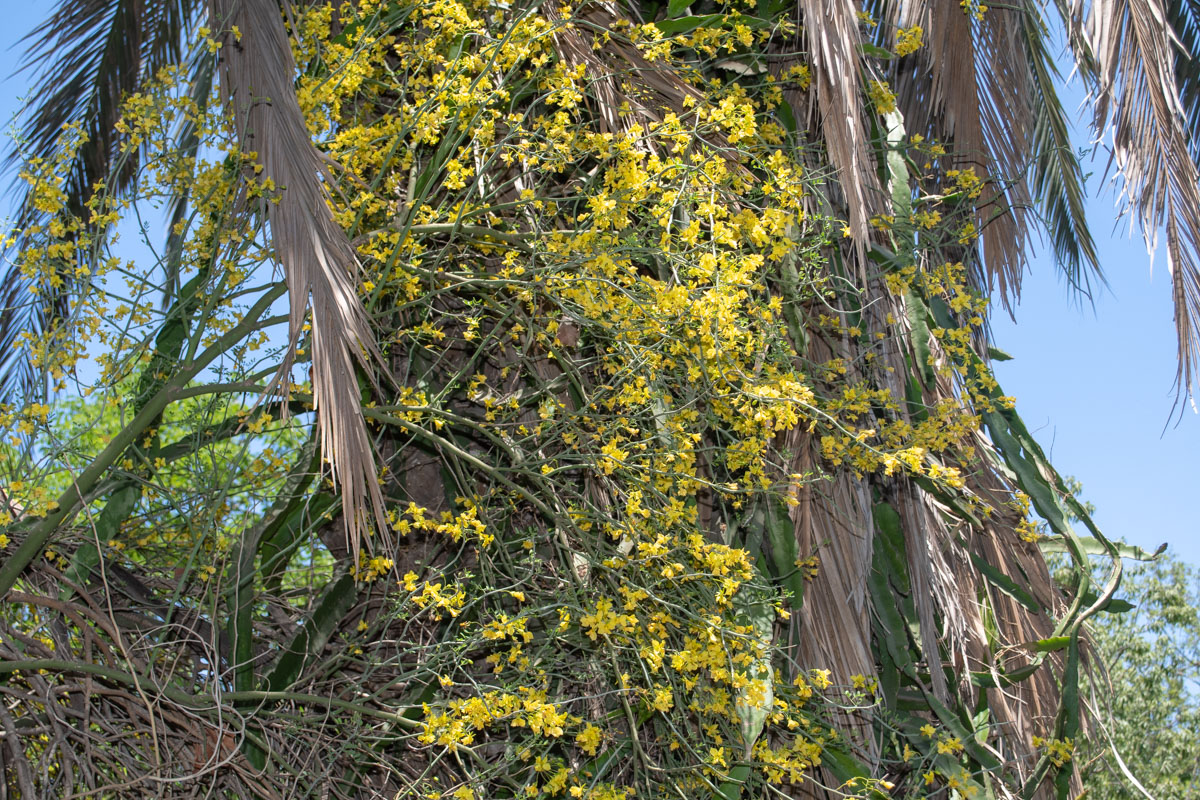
1073,554,1200,799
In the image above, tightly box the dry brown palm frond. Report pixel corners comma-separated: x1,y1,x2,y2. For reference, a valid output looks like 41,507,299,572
1072,0,1200,400
545,2,712,146
894,0,1028,299
787,458,880,795
785,327,881,780
801,0,879,253
974,4,1036,301
850,275,1074,798
893,3,984,210
210,0,387,560
861,1,1101,302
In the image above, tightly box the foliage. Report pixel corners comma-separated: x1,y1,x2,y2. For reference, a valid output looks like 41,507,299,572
1075,554,1200,799
0,2,1160,799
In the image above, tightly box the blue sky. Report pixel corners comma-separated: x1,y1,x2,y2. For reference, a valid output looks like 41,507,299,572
988,87,1200,565
0,10,1195,564
991,235,1200,565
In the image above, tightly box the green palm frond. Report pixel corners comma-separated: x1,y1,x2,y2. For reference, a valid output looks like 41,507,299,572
873,1,1100,305
0,0,202,401
1023,0,1102,297
891,0,1026,296
9,0,196,210
1168,0,1200,161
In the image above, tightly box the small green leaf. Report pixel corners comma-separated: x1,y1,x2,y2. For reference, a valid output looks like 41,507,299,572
776,100,797,136
969,553,1041,613
1098,597,1136,613
60,543,100,597
654,13,724,34
653,13,767,35
763,496,805,608
60,483,141,601
859,43,895,59
667,0,692,18
987,346,1014,362
1030,636,1071,653
716,764,751,800
1038,537,1165,561
906,288,936,385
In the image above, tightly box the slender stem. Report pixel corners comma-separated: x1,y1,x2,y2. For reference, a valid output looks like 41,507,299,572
0,286,287,598
0,659,419,728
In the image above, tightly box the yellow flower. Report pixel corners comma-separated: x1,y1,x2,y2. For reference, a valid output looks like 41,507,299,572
936,736,964,755
576,724,602,755
867,80,897,114
895,26,924,57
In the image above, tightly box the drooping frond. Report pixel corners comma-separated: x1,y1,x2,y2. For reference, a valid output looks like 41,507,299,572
1023,2,1103,295
0,0,201,400
209,0,387,558
890,11,979,180
1167,0,1200,161
1067,0,1200,399
974,4,1037,301
801,0,879,246
878,1,1100,305
892,2,1014,299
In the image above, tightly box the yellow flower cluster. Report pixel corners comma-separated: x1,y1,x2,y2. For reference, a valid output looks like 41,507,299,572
895,25,924,57
419,686,573,750
388,500,493,547
867,80,898,114
1033,735,1074,767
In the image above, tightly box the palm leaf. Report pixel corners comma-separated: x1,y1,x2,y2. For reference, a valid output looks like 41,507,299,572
893,0,1027,299
860,1,1102,304
0,0,202,400
801,0,879,246
9,0,195,214
1023,1,1103,296
1167,0,1200,161
209,0,387,559
974,2,1039,300
1071,0,1200,400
